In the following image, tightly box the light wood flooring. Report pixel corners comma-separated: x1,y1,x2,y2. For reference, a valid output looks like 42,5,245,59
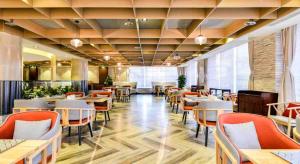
57,94,216,164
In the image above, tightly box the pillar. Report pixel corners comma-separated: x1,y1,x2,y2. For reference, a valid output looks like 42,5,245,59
71,59,89,94
0,32,23,114
51,55,56,81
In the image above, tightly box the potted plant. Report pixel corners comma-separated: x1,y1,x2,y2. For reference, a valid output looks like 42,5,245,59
104,75,113,86
178,75,186,89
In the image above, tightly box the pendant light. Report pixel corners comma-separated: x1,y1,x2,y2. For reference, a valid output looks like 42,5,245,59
70,20,83,48
104,55,110,61
194,25,207,45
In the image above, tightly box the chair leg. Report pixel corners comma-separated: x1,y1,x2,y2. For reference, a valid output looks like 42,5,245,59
196,124,200,138
78,126,82,145
107,111,111,121
176,105,179,114
68,127,71,137
104,111,107,124
184,112,187,124
205,127,209,147
182,112,186,122
88,123,93,138
94,111,97,121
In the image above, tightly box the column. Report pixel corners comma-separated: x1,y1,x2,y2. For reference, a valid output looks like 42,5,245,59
71,59,89,94
0,32,23,114
51,55,56,81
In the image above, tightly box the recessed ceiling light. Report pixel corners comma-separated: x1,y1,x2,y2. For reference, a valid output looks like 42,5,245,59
104,55,110,61
245,19,256,26
124,19,134,26
134,46,141,49
141,18,147,22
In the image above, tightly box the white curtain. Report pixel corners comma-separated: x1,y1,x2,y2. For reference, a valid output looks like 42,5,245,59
279,25,297,103
185,60,198,88
248,40,255,90
292,24,300,101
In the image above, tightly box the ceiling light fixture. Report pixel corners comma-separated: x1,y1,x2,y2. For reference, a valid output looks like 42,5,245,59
245,19,256,26
194,25,207,45
166,62,171,66
124,19,134,26
103,55,110,61
141,18,147,22
57,62,62,67
118,67,122,70
173,53,181,60
70,20,83,48
117,62,122,67
70,38,83,48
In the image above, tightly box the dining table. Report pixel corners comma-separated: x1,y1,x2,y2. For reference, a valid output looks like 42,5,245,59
0,139,50,164
240,149,300,164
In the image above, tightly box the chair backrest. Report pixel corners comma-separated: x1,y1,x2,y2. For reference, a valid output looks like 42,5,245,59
182,92,200,97
14,99,51,112
55,100,92,121
91,91,112,98
282,102,300,119
0,111,60,139
65,92,85,97
297,115,300,133
197,101,233,122
218,113,300,149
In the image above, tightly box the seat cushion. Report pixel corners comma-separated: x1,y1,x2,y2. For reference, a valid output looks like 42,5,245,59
95,106,108,111
282,103,300,119
269,115,296,125
13,119,51,139
183,106,193,110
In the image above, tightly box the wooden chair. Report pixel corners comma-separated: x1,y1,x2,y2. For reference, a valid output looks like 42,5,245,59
293,115,300,142
55,100,94,145
193,101,232,146
91,92,113,124
223,94,238,112
65,92,85,97
215,113,300,164
13,99,52,113
180,92,200,124
267,102,300,136
0,111,62,164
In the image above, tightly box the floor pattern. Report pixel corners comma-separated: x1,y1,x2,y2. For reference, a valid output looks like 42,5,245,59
57,95,216,164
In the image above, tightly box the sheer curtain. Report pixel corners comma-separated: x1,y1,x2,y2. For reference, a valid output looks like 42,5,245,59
206,43,250,92
207,54,220,89
129,66,178,88
291,24,300,101
185,60,198,88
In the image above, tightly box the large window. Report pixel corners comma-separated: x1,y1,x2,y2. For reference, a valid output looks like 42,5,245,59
292,25,300,101
129,66,178,88
207,43,250,93
185,60,198,87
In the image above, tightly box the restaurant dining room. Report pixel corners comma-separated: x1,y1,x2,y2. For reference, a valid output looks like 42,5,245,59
1,0,300,164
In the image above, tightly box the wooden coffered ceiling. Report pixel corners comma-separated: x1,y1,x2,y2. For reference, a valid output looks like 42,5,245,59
0,0,299,66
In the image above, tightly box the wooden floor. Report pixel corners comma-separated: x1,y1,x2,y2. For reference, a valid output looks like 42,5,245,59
57,94,216,164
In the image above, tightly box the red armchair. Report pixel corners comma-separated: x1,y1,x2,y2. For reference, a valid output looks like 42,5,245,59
215,113,300,164
65,92,85,97
91,92,112,124
0,111,62,164
181,92,200,124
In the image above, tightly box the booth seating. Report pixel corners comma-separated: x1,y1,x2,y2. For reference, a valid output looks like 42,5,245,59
0,111,62,164
215,113,300,164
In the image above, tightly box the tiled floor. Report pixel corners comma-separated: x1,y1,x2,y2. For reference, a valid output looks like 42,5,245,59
57,94,216,164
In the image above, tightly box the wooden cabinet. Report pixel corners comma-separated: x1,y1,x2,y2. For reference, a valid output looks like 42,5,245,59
237,90,278,116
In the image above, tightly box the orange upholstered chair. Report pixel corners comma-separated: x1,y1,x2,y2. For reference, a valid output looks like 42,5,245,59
181,92,200,124
0,111,62,164
91,91,113,124
215,113,300,164
65,92,85,97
